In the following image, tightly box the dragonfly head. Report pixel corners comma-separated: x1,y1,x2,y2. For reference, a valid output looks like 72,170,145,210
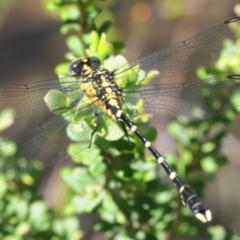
68,57,101,76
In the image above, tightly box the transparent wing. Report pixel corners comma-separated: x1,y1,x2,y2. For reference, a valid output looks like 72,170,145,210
0,77,81,118
122,75,240,123
115,17,240,84
0,114,95,174
0,92,125,174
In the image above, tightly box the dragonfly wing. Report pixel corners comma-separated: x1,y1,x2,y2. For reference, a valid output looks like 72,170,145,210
122,75,240,123
115,17,240,85
0,77,81,119
0,114,94,174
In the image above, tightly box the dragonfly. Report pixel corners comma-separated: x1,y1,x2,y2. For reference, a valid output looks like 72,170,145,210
0,16,240,223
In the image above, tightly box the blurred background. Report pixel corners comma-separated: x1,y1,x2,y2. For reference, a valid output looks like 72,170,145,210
1,0,240,239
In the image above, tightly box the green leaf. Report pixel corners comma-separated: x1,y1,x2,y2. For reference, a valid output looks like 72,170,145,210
53,217,83,239
0,108,15,131
200,156,218,173
208,225,239,240
66,35,85,56
59,5,80,22
44,89,70,115
142,126,157,142
98,20,112,33
168,124,191,146
55,63,69,75
90,31,100,52
15,222,31,236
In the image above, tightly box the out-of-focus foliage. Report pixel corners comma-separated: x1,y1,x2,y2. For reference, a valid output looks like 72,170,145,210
0,172,82,240
0,0,240,239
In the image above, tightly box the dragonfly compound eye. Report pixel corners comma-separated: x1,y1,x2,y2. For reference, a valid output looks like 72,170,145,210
88,57,100,69
68,59,84,76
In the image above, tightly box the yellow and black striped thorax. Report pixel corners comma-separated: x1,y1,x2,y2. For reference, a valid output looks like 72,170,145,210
68,57,123,119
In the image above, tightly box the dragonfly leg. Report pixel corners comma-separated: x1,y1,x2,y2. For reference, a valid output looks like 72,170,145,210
52,93,84,112
89,110,102,148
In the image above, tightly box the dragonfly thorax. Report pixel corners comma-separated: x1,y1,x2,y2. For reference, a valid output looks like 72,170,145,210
73,57,123,119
